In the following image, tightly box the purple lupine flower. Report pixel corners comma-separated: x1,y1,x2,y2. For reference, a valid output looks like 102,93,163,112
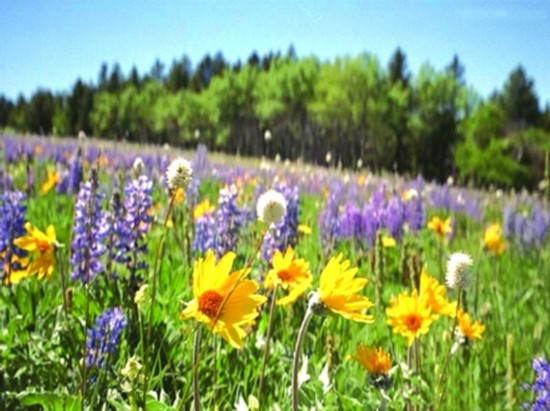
86,307,127,370
404,193,425,233
340,202,363,242
523,357,550,411
384,194,405,240
503,205,549,250
261,184,299,261
185,176,201,209
67,148,83,195
0,190,27,281
110,176,153,278
193,213,217,255
214,184,242,257
70,175,109,284
318,181,344,252
193,144,209,178
531,206,550,246
2,138,23,164
430,184,452,211
0,167,13,192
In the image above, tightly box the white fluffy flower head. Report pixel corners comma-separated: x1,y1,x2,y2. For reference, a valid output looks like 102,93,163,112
133,157,145,174
165,157,192,191
446,252,473,290
256,189,287,225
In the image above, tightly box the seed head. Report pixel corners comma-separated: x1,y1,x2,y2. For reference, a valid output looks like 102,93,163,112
256,189,287,225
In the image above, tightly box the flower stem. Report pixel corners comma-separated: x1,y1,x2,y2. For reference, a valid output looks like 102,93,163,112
292,306,314,411
258,283,278,403
193,326,202,411
435,289,462,407
144,192,176,405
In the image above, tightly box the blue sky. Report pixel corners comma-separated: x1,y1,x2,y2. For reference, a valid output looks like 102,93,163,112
1,0,549,105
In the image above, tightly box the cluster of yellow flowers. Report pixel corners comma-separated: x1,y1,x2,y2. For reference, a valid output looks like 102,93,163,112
180,247,375,349
386,269,485,347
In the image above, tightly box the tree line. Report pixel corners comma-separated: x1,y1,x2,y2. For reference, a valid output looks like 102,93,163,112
1,47,549,189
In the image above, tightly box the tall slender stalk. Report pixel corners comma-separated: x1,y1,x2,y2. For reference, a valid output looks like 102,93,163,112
143,192,176,405
435,289,462,408
292,306,314,411
192,327,202,411
258,283,278,403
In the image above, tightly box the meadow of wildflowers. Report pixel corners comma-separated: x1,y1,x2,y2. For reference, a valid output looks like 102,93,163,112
0,134,549,410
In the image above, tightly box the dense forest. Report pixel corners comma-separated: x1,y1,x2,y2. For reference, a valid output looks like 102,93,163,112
1,47,549,190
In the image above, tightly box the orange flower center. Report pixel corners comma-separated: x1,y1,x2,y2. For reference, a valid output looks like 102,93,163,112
404,314,422,332
37,240,50,253
198,290,224,319
277,269,293,282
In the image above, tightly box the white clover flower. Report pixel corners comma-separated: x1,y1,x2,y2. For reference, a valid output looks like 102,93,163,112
165,157,192,191
256,189,287,225
446,252,473,290
132,157,145,174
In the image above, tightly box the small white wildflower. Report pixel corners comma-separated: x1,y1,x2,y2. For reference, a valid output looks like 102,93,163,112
356,158,363,169
165,157,192,191
319,363,331,393
133,157,145,174
256,189,287,225
78,130,87,141
274,153,281,163
134,284,149,307
247,394,259,410
446,252,473,290
121,356,143,381
264,129,272,141
194,128,200,139
325,152,332,164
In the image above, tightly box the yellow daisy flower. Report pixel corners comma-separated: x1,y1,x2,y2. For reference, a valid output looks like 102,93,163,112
40,170,61,195
174,187,185,203
352,344,391,375
420,269,457,317
427,216,452,240
482,223,506,256
264,247,312,305
180,250,267,349
382,235,396,248
317,254,374,323
457,310,485,340
13,222,56,280
297,224,312,235
386,290,437,346
2,253,30,285
193,199,215,220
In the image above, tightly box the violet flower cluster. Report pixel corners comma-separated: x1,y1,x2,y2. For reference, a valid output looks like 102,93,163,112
0,190,27,279
86,307,127,372
503,205,550,249
337,185,425,248
523,357,550,411
261,184,299,261
192,211,217,255
213,184,242,257
318,181,344,252
110,175,153,279
70,177,109,284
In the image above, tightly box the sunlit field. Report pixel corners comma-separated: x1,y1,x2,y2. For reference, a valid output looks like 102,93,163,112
1,134,548,410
